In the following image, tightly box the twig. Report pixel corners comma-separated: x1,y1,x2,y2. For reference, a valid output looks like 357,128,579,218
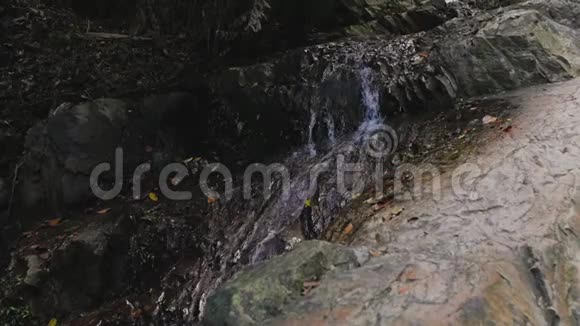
7,160,24,222
77,32,152,41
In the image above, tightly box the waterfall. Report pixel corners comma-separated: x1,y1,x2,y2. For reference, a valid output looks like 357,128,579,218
358,67,383,135
307,111,317,157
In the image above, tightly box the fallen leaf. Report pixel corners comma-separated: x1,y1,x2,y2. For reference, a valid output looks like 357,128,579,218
502,125,513,133
342,223,354,235
96,208,111,215
417,51,429,58
369,249,382,257
207,197,217,204
46,218,62,227
145,145,153,153
148,192,159,202
48,318,58,326
482,115,498,125
302,281,321,296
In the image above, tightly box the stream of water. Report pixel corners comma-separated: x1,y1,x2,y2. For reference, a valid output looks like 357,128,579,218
184,67,395,321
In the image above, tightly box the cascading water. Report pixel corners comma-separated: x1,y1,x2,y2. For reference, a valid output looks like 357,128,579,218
182,67,395,322
307,111,318,157
358,67,383,135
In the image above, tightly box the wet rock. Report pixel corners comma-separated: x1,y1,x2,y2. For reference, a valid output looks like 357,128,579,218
203,240,363,325
8,216,132,318
208,0,580,157
18,99,128,215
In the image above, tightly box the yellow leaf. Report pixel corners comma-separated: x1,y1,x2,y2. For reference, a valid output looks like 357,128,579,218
47,218,62,227
48,318,58,326
390,206,404,217
96,208,111,215
148,192,159,202
304,199,312,207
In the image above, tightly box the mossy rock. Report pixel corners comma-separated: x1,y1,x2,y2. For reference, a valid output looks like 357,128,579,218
203,241,363,325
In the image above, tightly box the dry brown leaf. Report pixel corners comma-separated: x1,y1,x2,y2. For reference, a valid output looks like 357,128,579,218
369,249,382,257
46,218,62,227
207,197,218,204
342,223,354,235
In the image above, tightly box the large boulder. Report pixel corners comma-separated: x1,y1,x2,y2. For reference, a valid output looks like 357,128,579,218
19,99,128,216
203,241,367,325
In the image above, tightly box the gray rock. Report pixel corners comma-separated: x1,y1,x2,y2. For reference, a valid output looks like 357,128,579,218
203,241,362,325
36,217,128,315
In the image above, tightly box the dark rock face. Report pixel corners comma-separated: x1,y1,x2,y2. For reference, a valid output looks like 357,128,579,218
2,211,203,321
207,0,580,159
44,218,129,314
18,99,128,216
0,215,131,319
